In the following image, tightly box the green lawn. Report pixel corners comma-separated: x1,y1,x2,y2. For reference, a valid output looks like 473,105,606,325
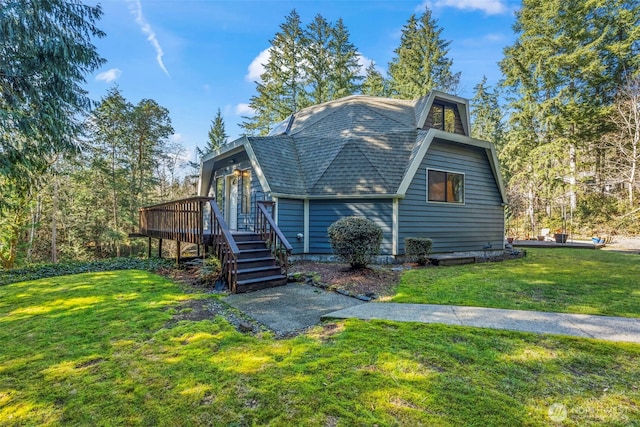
392,248,640,318
1,269,639,425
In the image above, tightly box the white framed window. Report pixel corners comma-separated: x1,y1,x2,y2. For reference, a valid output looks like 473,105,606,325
427,169,464,204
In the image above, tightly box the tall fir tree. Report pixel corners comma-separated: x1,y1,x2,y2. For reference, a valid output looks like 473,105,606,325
388,7,460,99
303,14,333,104
206,108,228,152
470,76,504,149
328,18,362,99
500,0,639,231
0,0,105,268
361,61,388,97
242,9,306,136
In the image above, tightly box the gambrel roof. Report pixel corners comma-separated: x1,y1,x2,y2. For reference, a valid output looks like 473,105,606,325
200,91,506,203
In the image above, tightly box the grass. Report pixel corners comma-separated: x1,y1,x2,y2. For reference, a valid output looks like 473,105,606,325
1,269,639,425
392,248,640,318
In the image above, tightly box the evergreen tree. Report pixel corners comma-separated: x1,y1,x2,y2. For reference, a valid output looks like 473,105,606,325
500,0,639,231
0,0,105,177
328,18,362,99
304,14,333,104
206,108,228,152
0,0,105,268
361,61,388,97
388,7,460,99
242,10,306,136
470,76,505,148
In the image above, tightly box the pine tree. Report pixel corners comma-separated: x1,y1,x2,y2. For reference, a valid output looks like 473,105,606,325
361,61,388,97
470,77,504,148
388,8,460,99
304,14,333,104
0,0,105,268
206,109,228,152
500,0,640,230
328,18,362,99
241,10,306,136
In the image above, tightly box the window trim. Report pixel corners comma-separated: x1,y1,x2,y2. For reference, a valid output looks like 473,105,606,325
426,168,465,204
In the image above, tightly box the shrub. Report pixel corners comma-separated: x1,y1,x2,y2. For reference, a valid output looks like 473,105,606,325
404,237,433,266
199,256,222,286
328,216,382,268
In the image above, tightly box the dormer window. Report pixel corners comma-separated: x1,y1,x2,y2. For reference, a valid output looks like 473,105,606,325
432,103,456,133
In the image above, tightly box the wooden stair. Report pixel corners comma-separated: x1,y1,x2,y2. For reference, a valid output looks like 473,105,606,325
232,232,287,293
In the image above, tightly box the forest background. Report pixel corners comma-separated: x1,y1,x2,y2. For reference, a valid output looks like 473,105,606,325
1,0,638,269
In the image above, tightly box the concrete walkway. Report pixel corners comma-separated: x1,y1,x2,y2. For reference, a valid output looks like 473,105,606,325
323,304,640,343
224,283,364,336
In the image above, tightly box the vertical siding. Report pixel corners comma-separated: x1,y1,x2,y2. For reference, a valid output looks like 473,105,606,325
276,198,304,254
308,199,393,255
398,140,504,253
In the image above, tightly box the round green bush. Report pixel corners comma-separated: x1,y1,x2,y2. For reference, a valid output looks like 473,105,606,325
404,237,433,266
327,216,383,268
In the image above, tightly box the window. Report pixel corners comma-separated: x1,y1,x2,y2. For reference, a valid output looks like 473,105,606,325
428,169,464,203
215,177,224,209
241,170,251,214
431,103,456,133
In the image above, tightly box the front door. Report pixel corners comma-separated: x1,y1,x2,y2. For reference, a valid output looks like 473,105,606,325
226,175,238,230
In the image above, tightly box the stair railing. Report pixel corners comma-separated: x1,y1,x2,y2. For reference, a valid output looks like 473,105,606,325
209,200,240,293
255,200,293,277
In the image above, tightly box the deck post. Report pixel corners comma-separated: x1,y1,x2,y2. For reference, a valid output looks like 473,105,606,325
158,238,163,258
148,238,152,258
176,240,181,264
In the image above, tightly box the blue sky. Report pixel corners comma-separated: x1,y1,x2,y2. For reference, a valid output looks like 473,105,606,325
85,0,520,166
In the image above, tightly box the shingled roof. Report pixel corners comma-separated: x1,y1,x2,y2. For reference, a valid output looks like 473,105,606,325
247,95,418,197
199,91,506,203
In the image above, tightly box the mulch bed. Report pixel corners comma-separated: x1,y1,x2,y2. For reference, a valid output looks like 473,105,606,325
288,262,402,299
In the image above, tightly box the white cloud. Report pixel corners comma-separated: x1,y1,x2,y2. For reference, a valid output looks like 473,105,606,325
245,48,271,82
418,0,507,15
127,0,170,77
235,103,255,116
95,68,122,83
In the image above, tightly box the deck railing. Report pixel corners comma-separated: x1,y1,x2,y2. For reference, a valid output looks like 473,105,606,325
208,200,240,292
256,200,293,276
139,196,213,244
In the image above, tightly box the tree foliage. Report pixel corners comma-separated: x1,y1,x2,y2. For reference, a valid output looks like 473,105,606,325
0,0,105,176
500,0,640,236
241,10,362,135
388,7,460,99
361,61,388,97
206,108,228,153
0,0,105,268
471,76,505,153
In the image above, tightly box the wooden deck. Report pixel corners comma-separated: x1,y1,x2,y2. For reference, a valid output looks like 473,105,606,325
512,239,604,250
138,197,292,293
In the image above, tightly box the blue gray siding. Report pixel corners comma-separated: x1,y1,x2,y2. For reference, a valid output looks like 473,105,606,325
398,140,504,253
308,199,393,255
276,198,304,254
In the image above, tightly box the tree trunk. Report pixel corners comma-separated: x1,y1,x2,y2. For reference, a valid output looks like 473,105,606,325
52,177,58,263
569,143,577,211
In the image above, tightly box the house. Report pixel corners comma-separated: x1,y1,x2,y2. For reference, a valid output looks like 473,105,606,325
198,90,507,262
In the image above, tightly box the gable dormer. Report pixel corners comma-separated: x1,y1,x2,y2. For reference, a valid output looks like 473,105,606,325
416,91,471,137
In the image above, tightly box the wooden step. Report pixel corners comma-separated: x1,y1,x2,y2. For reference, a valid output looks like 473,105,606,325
236,274,287,293
237,248,272,259
232,232,261,242
236,240,269,250
236,265,283,281
235,257,276,269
